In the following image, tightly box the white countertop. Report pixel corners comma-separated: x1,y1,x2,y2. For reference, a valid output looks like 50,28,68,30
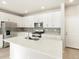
4,35,62,59
17,32,61,40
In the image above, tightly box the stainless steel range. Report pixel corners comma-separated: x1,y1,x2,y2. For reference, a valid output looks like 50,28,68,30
26,22,45,40
1,21,17,48
33,22,45,33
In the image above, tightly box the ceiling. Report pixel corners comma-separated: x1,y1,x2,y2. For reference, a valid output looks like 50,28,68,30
0,0,64,15
66,0,79,7
0,0,79,16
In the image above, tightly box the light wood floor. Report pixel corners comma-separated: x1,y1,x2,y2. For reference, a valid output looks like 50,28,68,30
0,47,79,59
63,48,79,59
0,48,9,59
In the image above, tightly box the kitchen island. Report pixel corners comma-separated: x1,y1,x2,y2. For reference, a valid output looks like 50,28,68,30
4,34,63,59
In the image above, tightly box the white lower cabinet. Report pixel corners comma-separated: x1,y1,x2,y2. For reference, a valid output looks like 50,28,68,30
10,43,53,59
0,35,3,48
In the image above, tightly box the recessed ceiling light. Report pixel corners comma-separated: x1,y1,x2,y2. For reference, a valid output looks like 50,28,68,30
69,0,74,3
41,6,45,10
2,1,7,4
25,10,28,13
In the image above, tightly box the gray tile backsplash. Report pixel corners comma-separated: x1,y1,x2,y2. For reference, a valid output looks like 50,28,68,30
15,27,61,35
0,27,61,35
44,28,61,34
15,27,33,32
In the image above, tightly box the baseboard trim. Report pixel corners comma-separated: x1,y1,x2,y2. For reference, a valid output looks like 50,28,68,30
66,47,79,50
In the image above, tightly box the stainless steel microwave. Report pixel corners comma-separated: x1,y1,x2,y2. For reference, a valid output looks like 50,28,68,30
34,22,43,28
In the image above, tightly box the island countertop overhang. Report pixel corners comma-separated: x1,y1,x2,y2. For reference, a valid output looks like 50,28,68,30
4,36,63,58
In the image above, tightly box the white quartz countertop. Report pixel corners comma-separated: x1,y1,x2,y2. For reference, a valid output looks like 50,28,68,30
4,35,62,59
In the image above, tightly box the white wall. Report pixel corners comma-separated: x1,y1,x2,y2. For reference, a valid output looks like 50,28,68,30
0,12,23,27
66,5,79,17
23,9,62,28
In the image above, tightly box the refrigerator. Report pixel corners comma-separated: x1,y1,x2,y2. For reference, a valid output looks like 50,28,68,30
0,21,17,48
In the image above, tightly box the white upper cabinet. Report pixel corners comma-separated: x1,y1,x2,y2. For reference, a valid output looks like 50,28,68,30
23,10,62,28
0,12,23,27
23,16,34,27
0,12,9,21
47,12,62,28
0,9,62,28
23,15,43,27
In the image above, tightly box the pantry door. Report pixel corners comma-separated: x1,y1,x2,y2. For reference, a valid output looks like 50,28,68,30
66,16,79,49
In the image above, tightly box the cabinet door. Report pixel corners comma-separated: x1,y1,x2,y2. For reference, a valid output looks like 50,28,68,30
66,16,79,49
42,15,48,28
23,16,34,27
0,35,3,48
22,17,28,27
17,19,23,27
47,12,61,28
0,13,8,21
30,52,53,59
29,16,34,27
42,12,61,28
47,14,54,28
